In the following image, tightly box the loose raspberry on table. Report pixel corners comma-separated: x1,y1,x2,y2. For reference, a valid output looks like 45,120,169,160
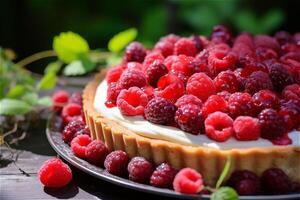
174,38,198,57
85,140,109,166
211,25,232,44
104,150,129,176
201,95,228,118
38,158,72,188
143,51,164,70
154,40,174,57
144,97,177,125
204,111,234,142
125,42,146,63
214,70,239,93
61,103,82,124
282,84,300,101
233,116,260,141
173,168,204,194
69,92,82,105
62,119,86,143
244,71,273,94
119,69,147,89
175,94,203,108
269,63,293,92
252,90,280,112
127,157,154,183
227,170,260,195
70,134,92,159
186,72,216,101
116,87,148,116
106,65,124,84
279,99,300,130
175,104,204,135
52,90,69,112
106,82,123,107
258,108,285,140
150,163,177,188
146,60,168,87
228,92,256,118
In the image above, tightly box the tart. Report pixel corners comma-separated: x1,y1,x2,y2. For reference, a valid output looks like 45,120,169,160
83,29,300,187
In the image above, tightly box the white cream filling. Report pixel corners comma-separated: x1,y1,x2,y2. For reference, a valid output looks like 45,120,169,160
94,80,300,150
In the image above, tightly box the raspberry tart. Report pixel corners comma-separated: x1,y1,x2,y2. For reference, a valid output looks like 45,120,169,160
83,26,300,187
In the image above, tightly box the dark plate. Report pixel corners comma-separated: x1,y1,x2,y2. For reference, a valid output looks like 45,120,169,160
46,115,300,200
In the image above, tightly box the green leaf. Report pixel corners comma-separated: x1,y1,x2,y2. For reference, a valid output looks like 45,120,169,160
216,156,232,189
77,53,96,73
211,187,239,200
106,54,122,66
37,72,57,90
108,28,137,53
53,31,90,63
21,92,38,105
63,60,86,76
37,96,52,107
44,61,63,74
0,99,32,115
260,9,284,34
234,11,259,34
7,85,26,98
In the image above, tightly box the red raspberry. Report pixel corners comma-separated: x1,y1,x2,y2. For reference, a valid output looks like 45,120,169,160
85,140,108,166
144,97,177,125
227,170,260,195
73,125,90,138
126,62,143,71
174,38,198,57
38,158,72,188
233,116,260,141
159,34,180,44
279,99,300,130
269,63,293,92
127,157,154,183
258,108,285,140
52,90,69,113
214,70,239,93
146,60,168,87
173,168,204,194
211,25,232,44
154,40,174,57
204,111,234,142
186,72,216,101
106,65,124,84
143,51,164,70
119,69,147,89
61,103,82,124
175,94,203,108
255,47,278,61
201,95,228,118
69,92,82,105
217,91,231,101
125,42,146,63
150,163,177,188
175,104,204,135
165,55,194,76
70,134,91,159
141,85,155,100
261,168,293,194
274,31,293,46
116,87,148,116
245,71,273,94
228,92,256,118
62,119,86,143
252,90,280,112
254,35,280,52
105,82,122,107
208,50,236,75
104,150,129,176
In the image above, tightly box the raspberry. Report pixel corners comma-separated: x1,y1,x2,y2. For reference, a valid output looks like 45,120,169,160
175,94,203,108
119,69,147,89
69,92,82,105
85,140,108,166
62,119,86,143
61,103,82,124
146,60,168,87
261,168,293,194
159,34,180,44
252,90,280,112
52,90,69,113
175,104,204,135
255,46,278,61
217,91,231,101
126,62,143,71
127,157,154,183
235,180,261,195
227,170,260,195
173,168,204,194
104,150,129,176
279,99,300,130
144,97,177,125
211,25,232,44
258,108,285,140
204,111,233,142
166,55,194,76
269,63,293,92
143,51,164,70
70,134,91,158
274,31,293,46
150,163,177,188
154,41,174,57
106,65,124,84
214,70,239,93
73,125,90,138
201,95,228,118
192,35,203,51
125,42,146,63
228,92,256,118
106,82,122,107
254,35,280,52
38,158,72,188
141,85,155,100
186,72,216,101
174,38,198,57
208,50,236,74
233,116,260,141
245,71,273,94
116,87,148,116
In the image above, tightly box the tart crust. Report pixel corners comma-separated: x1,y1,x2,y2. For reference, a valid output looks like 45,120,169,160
83,70,300,186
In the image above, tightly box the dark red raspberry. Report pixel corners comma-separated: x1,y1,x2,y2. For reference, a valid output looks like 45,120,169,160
211,25,232,44
116,87,148,116
104,150,129,176
233,116,260,141
119,69,147,89
255,46,278,61
228,92,256,118
186,72,216,101
85,140,109,166
144,97,177,125
252,90,280,112
214,70,239,93
269,63,293,92
62,118,86,143
106,82,122,107
245,71,273,94
173,168,204,194
175,94,203,108
204,111,233,142
52,90,69,113
38,158,72,188
174,38,198,57
208,50,237,75
274,31,293,46
125,42,146,63
201,95,228,118
71,134,92,158
69,92,82,105
217,91,231,101
279,99,300,130
106,65,124,84
227,170,260,195
192,35,203,51
261,168,293,194
127,157,154,183
150,163,177,188
143,51,164,70
154,40,174,57
254,35,280,52
175,104,204,135
235,180,261,195
165,55,194,76
61,103,82,124
73,125,90,138
146,60,168,87
258,108,285,140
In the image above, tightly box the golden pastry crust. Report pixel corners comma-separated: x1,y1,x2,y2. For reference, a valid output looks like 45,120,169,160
83,70,300,186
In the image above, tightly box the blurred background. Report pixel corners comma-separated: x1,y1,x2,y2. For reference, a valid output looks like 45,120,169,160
1,0,299,72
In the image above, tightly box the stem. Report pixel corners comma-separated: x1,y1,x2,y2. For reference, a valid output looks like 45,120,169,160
16,50,56,67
